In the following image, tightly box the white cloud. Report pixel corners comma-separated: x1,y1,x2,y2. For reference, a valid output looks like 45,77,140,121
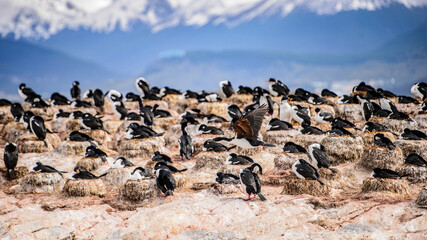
1,0,427,39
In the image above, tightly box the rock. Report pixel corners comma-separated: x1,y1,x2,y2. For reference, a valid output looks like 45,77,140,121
415,186,427,208
394,139,427,160
361,177,410,195
334,103,363,122
54,141,91,156
395,165,427,183
63,179,106,197
154,117,178,131
1,121,27,143
78,129,108,146
17,132,61,153
320,136,364,165
170,230,246,240
120,179,157,202
33,226,74,240
359,145,403,170
162,94,188,113
262,130,299,146
19,172,64,193
337,223,382,239
293,134,327,149
103,167,137,187
197,102,228,118
396,103,419,116
281,177,330,196
119,137,166,159
193,152,227,171
51,117,69,138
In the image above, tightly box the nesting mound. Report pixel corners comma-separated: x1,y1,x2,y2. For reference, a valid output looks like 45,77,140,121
415,114,427,132
51,118,69,136
76,157,104,172
361,178,410,195
17,132,61,153
209,183,239,195
103,120,123,134
154,117,177,131
63,179,106,197
359,145,403,169
162,94,188,113
294,134,326,149
1,121,27,143
261,171,292,186
320,136,364,165
262,130,299,146
69,107,97,115
370,117,418,133
65,119,81,132
227,94,253,108
193,152,227,171
309,104,334,119
174,173,187,189
416,186,427,208
119,137,166,159
55,141,91,156
318,168,341,181
281,178,329,196
0,166,28,180
197,102,228,118
219,164,249,176
359,131,396,146
395,165,427,183
0,106,13,124
274,153,306,171
30,107,55,119
121,179,157,202
103,167,136,186
78,129,107,146
19,172,64,193
394,140,427,160
396,103,419,116
334,104,363,122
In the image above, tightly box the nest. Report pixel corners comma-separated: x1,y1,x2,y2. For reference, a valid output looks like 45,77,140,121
1,121,27,143
209,183,240,194
76,157,104,172
281,177,330,196
121,179,157,201
274,153,306,171
187,172,216,190
63,179,106,197
0,166,28,180
65,119,81,132
416,186,427,208
415,114,427,132
174,173,187,189
309,104,335,119
262,130,299,146
103,120,123,134
320,136,364,165
119,137,166,159
334,104,363,122
317,168,341,181
78,129,107,146
219,164,249,176
293,134,326,149
0,106,13,124
29,107,55,119
154,117,178,131
17,132,61,153
396,103,419,116
361,178,410,195
54,141,91,156
370,117,418,133
192,152,227,171
395,165,427,183
51,118,69,136
197,102,228,118
359,131,396,146
163,124,181,147
254,152,278,174
394,140,427,160
103,167,137,186
70,107,97,115
19,172,64,193
359,145,403,170
162,94,188,113
261,170,292,186
226,94,253,108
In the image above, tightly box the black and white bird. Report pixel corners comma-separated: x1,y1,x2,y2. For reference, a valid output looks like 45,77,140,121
203,92,222,102
70,81,81,100
82,89,93,99
137,98,154,126
29,116,48,147
0,99,11,106
213,105,275,148
219,80,235,98
71,100,92,108
328,125,355,138
152,151,172,164
50,92,70,105
215,172,240,184
332,117,360,130
259,93,274,115
106,89,123,102
204,114,227,123
268,78,289,97
240,163,266,201
404,153,427,166
154,162,187,173
54,109,70,119
373,133,396,150
227,104,243,121
362,122,392,133
291,105,311,127
125,92,141,102
370,168,409,179
31,162,67,177
92,89,105,112
225,153,254,165
179,121,194,159
129,167,154,180
400,128,427,140
380,98,398,113
202,140,235,152
321,89,337,97
237,85,253,94
398,96,419,104
135,77,150,96
307,94,330,105
183,90,199,99
411,82,427,100
80,113,110,134
279,97,292,123
352,82,375,93
125,112,142,121
198,124,224,135
267,118,293,131
20,111,35,130
112,157,135,169
68,131,94,143
10,103,24,122
3,143,18,180
154,163,176,196
314,108,334,124
31,97,49,108
159,87,181,98
111,100,128,120
357,95,375,121
308,144,336,173
152,104,171,118
377,88,396,98
70,110,84,120
299,125,324,135
125,123,163,139
283,142,308,155
292,159,324,185
85,145,107,162
70,166,107,179
338,95,359,104
18,83,40,102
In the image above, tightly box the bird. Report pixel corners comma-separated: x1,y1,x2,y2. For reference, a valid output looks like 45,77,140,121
204,114,227,123
80,113,110,134
213,105,275,148
279,97,292,123
327,125,355,138
202,140,236,152
357,95,375,121
70,81,81,100
82,89,93,99
10,103,24,122
18,83,40,102
283,142,308,155
106,89,123,102
85,145,107,162
225,153,254,165
338,95,359,104
135,77,150,96
291,105,311,127
159,87,181,98
152,151,173,164
137,98,154,126
259,93,274,115
331,118,360,130
152,104,171,118
71,100,92,108
377,88,396,98
380,98,398,113
400,128,427,140
240,163,266,201
307,94,330,105
268,78,289,97
125,123,163,139
227,104,243,121
198,124,224,135
398,96,419,104
0,99,11,106
362,122,392,133
92,89,105,112
308,144,336,173
352,82,375,93
183,90,199,99
31,162,67,177
3,143,18,180
299,125,324,135
29,116,48,147
219,80,235,98
125,112,142,121
178,121,194,159
292,159,324,185
203,93,222,102
321,89,337,97
420,101,427,113
411,82,427,100
111,100,128,120
69,110,84,120
125,92,141,102
69,166,107,179
154,163,176,196
68,131,94,143
154,162,187,173
54,109,70,119
373,133,396,150
31,97,49,108
215,172,240,184
111,157,135,169
266,118,293,131
314,108,334,124
370,168,409,179
237,86,253,95
404,153,427,167
50,92,70,105
129,167,154,180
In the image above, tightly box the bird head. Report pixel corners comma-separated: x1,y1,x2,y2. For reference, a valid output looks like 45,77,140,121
250,163,263,175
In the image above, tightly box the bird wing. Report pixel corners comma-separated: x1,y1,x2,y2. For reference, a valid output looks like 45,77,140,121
312,148,329,168
234,105,268,140
240,170,257,194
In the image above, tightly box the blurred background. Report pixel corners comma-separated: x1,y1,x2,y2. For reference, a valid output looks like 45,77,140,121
1,0,427,99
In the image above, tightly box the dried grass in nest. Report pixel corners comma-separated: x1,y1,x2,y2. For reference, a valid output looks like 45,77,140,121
274,153,305,171
320,136,364,165
55,141,91,156
226,94,253,108
317,168,341,181
234,147,263,156
78,129,107,146
209,183,239,194
262,130,299,146
187,171,216,190
324,97,338,106
308,104,334,119
119,137,166,159
293,134,326,149
361,177,410,195
63,179,106,197
415,114,427,132
281,177,330,196
17,132,60,153
396,103,419,116
104,120,123,134
65,119,81,132
162,94,189,113
174,173,187,189
76,157,104,172
121,179,156,201
192,152,227,171
369,117,418,133
219,164,249,176
71,107,97,115
359,145,403,170
197,102,228,118
19,172,64,193
416,186,427,208
395,165,427,183
29,107,55,119
0,166,28,180
103,167,136,187
51,118,68,135
359,131,396,146
0,106,13,124
123,101,139,111
163,124,181,147
154,117,178,131
394,140,427,160
1,121,27,143
334,103,363,122
261,170,292,186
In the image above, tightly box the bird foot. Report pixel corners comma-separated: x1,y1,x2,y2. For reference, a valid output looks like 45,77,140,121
244,195,252,201
159,192,167,197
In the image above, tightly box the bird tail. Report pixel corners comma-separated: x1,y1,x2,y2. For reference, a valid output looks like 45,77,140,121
258,193,267,201
43,140,48,147
329,168,337,174
399,174,410,178
388,145,396,150
98,172,108,178
166,190,174,196
261,142,275,147
177,168,188,173
155,132,165,137
227,145,237,151
317,179,325,185
102,128,111,134
7,169,13,180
